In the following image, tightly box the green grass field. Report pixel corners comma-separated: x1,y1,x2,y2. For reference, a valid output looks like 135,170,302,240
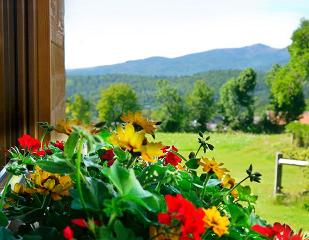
156,132,309,231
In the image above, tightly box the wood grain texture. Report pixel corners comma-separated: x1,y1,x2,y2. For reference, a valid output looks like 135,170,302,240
0,0,65,166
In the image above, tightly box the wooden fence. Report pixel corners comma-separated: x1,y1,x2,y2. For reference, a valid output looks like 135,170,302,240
274,152,309,195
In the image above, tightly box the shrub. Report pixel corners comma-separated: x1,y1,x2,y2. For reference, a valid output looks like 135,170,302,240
286,122,309,147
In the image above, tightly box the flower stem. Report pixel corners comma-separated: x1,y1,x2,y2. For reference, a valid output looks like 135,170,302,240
40,129,49,149
76,139,88,214
107,212,117,227
126,156,137,168
201,174,211,199
195,145,202,157
225,176,250,197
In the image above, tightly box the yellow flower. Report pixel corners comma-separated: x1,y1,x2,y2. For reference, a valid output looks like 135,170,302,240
110,123,144,152
14,166,73,201
55,119,98,135
13,183,36,195
110,123,163,162
199,158,229,179
121,112,158,135
222,174,238,198
203,206,230,237
140,142,164,163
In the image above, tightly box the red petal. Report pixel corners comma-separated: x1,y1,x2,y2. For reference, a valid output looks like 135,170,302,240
71,218,88,228
63,226,74,240
158,213,171,225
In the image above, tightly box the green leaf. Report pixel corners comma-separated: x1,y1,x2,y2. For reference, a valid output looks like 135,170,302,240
98,129,111,141
237,185,258,203
71,178,111,211
64,132,79,159
0,227,16,240
97,221,143,240
37,160,74,174
23,227,59,240
104,163,161,212
227,204,251,228
114,147,131,162
0,211,8,226
185,158,200,169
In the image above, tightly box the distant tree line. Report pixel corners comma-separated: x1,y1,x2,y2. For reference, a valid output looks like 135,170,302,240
66,19,309,133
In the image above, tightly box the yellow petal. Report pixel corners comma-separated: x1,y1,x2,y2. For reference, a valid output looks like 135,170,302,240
141,142,163,162
13,183,23,193
43,179,56,190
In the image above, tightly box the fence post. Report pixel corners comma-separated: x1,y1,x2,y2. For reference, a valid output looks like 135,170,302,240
274,152,283,195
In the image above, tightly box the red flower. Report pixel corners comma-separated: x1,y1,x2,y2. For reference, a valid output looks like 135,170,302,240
158,194,205,240
161,145,182,167
158,213,171,225
252,223,306,240
71,218,87,228
273,222,293,240
63,226,74,240
252,224,276,238
53,140,64,150
99,149,115,167
45,149,53,155
32,149,46,157
18,134,41,151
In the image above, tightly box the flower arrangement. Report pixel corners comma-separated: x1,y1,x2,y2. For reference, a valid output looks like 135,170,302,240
0,113,307,240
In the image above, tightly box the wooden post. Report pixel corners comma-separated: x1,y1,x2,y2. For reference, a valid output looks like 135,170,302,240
274,152,283,195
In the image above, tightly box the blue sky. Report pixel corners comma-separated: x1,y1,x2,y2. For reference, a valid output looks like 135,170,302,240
65,0,309,69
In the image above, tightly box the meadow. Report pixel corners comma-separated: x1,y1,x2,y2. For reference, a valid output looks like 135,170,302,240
156,132,309,231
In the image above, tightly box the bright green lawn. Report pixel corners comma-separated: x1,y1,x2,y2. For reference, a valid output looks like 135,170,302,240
156,132,309,231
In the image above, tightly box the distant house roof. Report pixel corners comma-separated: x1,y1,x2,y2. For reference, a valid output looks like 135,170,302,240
266,111,309,125
266,110,286,125
299,111,309,124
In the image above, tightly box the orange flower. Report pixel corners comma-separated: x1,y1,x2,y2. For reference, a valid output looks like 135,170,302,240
222,174,238,198
199,158,229,179
203,206,229,237
14,166,73,201
55,120,98,135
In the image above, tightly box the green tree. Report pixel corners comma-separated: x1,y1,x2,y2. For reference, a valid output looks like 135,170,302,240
186,80,215,131
96,83,140,124
66,94,92,123
155,80,187,132
267,65,305,122
266,19,309,123
219,68,256,130
288,18,309,81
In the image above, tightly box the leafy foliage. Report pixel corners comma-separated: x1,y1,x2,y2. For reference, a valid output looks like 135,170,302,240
96,83,140,125
2,114,303,239
286,122,309,147
186,80,215,131
66,70,270,115
66,94,92,123
266,19,309,123
267,64,305,122
155,80,187,132
219,68,257,131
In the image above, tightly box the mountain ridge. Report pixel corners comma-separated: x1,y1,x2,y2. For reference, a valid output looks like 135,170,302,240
67,43,289,76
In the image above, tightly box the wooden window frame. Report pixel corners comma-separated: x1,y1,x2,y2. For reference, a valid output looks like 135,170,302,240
0,0,65,167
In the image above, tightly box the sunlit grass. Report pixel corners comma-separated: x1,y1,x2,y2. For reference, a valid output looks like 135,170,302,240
156,132,309,231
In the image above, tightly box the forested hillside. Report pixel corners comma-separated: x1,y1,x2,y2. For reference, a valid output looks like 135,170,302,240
66,70,268,111
67,44,288,76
